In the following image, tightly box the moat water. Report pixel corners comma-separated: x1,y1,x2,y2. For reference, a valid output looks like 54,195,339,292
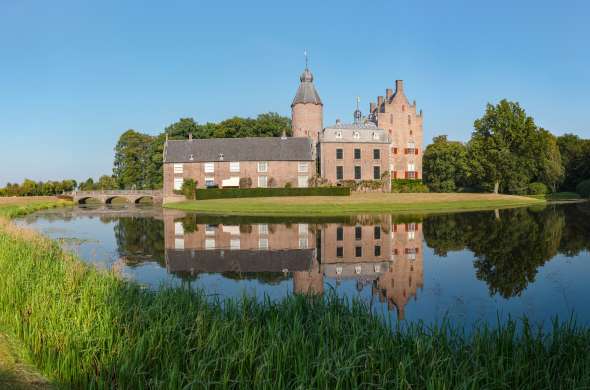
15,202,590,329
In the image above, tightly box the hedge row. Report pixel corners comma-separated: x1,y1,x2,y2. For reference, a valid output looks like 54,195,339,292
391,179,429,193
195,187,350,200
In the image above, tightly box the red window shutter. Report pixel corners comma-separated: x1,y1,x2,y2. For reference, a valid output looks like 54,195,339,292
404,148,408,155
394,224,398,232
404,224,408,232
415,247,419,254
415,148,419,155
393,171,397,179
394,147,398,154
394,248,398,255
404,171,408,179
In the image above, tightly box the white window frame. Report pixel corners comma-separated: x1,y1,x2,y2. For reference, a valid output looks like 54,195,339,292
173,178,183,191
299,237,308,249
258,175,268,188
174,238,184,250
259,224,268,235
174,222,184,236
230,239,240,250
298,162,308,173
257,161,268,173
173,163,183,174
205,239,215,250
204,162,214,173
407,162,416,172
229,161,240,172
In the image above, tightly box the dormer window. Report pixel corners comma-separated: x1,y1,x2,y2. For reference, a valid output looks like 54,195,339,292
218,153,224,161
353,131,360,139
336,131,342,139
372,132,379,140
188,154,194,161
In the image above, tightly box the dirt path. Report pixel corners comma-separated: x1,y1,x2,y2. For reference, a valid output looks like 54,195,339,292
0,332,52,389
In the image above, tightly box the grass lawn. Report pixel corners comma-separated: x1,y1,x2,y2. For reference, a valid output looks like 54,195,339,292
527,192,582,201
165,192,545,216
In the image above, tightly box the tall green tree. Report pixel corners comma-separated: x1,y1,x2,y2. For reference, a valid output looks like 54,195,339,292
536,129,564,192
423,135,470,192
113,130,154,189
468,100,545,194
557,133,590,191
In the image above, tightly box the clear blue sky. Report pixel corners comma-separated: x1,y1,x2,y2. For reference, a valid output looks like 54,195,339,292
1,0,589,185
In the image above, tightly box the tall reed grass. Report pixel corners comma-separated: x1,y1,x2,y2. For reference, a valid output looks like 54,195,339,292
1,218,590,388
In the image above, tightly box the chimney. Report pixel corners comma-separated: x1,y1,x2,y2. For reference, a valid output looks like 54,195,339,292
369,102,376,113
386,88,393,100
377,96,383,109
188,133,193,141
395,80,404,94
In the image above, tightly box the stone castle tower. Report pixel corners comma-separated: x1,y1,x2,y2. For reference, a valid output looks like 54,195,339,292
291,66,323,143
369,80,423,179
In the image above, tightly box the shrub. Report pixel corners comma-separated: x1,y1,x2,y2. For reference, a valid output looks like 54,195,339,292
284,182,293,188
576,179,590,198
195,187,350,200
239,177,252,189
180,179,197,200
391,179,429,193
308,175,329,188
528,182,550,195
268,177,277,188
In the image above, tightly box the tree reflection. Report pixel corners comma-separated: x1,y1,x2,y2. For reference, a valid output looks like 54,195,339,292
114,217,165,266
423,207,566,298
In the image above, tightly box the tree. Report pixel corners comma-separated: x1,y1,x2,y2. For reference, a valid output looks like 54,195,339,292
423,135,470,192
557,134,590,191
536,129,564,192
468,100,547,194
113,130,154,189
97,175,118,190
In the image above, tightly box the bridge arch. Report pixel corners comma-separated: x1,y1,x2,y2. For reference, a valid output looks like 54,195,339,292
78,197,102,205
134,196,154,204
105,196,129,204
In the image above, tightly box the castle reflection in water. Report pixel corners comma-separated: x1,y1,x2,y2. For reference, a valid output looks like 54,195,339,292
163,212,423,320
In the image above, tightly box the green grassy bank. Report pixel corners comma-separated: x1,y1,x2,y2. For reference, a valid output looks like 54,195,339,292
166,192,545,217
1,217,590,388
0,199,72,219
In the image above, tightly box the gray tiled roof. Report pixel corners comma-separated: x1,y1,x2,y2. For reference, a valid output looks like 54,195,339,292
164,137,314,163
291,69,322,106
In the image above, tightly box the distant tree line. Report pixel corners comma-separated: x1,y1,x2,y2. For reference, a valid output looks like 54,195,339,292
112,113,291,190
423,100,590,195
0,175,120,197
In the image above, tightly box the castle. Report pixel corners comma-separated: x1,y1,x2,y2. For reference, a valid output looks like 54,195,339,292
163,63,423,202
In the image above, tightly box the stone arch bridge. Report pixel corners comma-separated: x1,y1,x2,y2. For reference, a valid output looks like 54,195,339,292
72,190,163,205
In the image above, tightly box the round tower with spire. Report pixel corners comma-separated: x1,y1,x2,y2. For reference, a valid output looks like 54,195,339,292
291,52,323,144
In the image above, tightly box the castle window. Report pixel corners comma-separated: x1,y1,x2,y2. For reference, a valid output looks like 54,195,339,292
354,166,361,180
257,161,268,173
374,226,381,239
373,166,381,180
173,163,183,174
407,161,415,172
373,149,380,160
258,176,268,188
353,131,360,139
336,246,343,258
355,226,362,240
336,226,344,241
298,162,308,173
336,148,343,159
354,149,361,160
230,161,240,172
259,238,269,250
204,162,214,173
374,245,381,257
297,175,308,187
336,166,343,180
355,246,362,257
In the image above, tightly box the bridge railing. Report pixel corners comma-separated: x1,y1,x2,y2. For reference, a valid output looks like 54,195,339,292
70,190,162,197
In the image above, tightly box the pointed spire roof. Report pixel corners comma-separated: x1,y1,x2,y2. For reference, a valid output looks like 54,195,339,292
291,67,322,107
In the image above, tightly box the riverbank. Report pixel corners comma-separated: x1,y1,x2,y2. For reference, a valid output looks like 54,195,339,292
165,192,545,216
0,197,71,218
1,210,590,387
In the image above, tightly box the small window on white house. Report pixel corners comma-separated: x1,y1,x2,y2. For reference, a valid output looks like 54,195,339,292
230,161,240,172
173,178,183,191
298,162,308,173
204,162,214,173
258,176,268,188
173,163,183,174
257,161,268,173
